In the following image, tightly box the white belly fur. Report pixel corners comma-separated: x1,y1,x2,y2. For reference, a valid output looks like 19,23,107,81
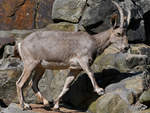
41,59,81,70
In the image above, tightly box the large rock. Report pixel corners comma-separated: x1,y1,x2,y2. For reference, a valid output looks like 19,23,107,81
87,69,150,113
138,0,150,13
127,20,146,43
92,44,149,73
35,0,54,28
0,0,36,30
129,44,150,56
52,0,86,23
139,89,150,106
0,68,22,105
1,103,35,113
88,93,132,113
80,0,114,32
79,0,148,43
143,12,150,44
0,0,56,30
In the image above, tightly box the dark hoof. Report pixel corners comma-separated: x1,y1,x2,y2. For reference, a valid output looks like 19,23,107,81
53,108,60,112
98,90,105,96
44,105,51,111
22,104,32,111
22,107,32,111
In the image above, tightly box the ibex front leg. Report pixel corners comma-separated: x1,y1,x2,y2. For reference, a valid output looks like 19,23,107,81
53,69,81,110
16,62,37,110
78,57,104,95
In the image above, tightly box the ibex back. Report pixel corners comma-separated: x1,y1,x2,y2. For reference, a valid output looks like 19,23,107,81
16,0,130,110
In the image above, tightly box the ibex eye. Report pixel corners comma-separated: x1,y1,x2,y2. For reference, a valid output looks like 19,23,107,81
117,33,121,36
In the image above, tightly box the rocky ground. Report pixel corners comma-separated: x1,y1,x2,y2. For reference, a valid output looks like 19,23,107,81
0,0,150,113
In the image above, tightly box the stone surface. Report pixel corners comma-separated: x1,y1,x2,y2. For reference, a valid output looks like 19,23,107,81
92,45,150,73
45,22,79,32
52,0,86,23
139,89,150,106
0,68,22,105
35,0,54,28
0,0,36,30
0,0,55,30
127,20,146,43
142,108,150,113
0,0,149,112
130,44,150,57
88,93,132,113
138,0,150,14
80,0,114,32
1,103,85,113
80,0,149,43
1,103,34,113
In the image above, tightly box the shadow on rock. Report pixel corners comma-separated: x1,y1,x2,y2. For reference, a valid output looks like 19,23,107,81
0,99,8,108
62,68,141,111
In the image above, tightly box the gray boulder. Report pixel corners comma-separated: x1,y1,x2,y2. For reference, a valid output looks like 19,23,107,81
79,0,148,43
35,0,55,28
88,93,132,113
80,0,113,31
1,103,35,113
139,89,150,106
52,0,87,23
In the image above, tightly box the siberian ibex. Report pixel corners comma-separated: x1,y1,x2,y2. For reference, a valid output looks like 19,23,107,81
16,0,130,110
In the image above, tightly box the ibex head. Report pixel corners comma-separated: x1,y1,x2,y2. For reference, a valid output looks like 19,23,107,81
109,0,130,52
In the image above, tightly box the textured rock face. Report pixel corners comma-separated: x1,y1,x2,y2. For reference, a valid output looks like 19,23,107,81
80,0,114,32
94,93,131,113
0,0,54,30
0,0,149,44
35,0,54,28
1,103,36,113
140,89,150,105
0,0,36,30
0,0,150,112
52,0,86,23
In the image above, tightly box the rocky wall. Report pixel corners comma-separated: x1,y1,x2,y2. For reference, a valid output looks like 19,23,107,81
0,0,149,43
0,0,150,113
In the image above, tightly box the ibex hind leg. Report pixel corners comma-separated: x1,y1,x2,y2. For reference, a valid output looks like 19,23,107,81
30,65,49,107
77,57,104,95
16,61,38,110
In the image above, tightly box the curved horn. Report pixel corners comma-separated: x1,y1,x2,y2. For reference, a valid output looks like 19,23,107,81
127,8,131,26
112,0,124,28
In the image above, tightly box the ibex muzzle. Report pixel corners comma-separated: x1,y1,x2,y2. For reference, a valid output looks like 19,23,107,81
16,0,130,111
109,28,129,52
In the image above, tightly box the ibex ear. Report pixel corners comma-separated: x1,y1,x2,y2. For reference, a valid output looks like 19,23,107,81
110,13,118,29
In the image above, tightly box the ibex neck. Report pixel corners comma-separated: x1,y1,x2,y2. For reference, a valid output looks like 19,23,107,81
93,28,113,54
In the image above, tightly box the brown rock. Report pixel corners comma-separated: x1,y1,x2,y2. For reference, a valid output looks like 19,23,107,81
0,0,36,30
